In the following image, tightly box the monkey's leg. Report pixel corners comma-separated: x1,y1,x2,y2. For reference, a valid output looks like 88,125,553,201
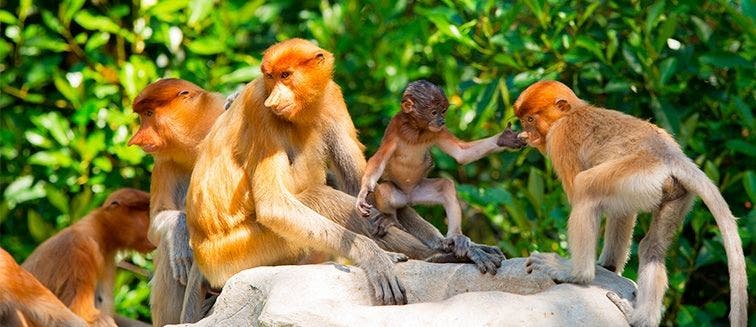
372,182,410,237
628,191,693,327
180,262,207,324
296,185,436,259
598,213,637,274
150,241,186,326
408,178,470,257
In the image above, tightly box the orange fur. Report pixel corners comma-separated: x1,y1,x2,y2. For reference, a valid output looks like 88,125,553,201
0,248,86,327
21,188,153,326
186,39,407,305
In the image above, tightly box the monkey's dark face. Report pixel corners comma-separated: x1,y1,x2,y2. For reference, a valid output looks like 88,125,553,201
415,102,447,132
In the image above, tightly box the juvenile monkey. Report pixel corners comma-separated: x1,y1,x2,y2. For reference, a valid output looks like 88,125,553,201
0,248,87,327
22,188,154,327
129,78,226,326
516,80,747,327
356,80,526,258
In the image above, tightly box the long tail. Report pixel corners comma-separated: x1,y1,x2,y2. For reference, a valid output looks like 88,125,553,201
671,157,747,326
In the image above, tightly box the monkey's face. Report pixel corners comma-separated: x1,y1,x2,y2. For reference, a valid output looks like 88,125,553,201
514,80,577,152
420,104,447,132
130,79,209,154
261,39,334,122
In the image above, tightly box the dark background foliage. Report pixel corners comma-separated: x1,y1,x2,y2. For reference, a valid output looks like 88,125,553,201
1,0,753,325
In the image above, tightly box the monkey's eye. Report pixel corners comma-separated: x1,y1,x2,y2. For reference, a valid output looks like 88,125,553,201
179,90,190,96
527,116,534,123
431,110,438,116
441,109,447,114
146,110,154,117
281,71,291,79
266,73,273,79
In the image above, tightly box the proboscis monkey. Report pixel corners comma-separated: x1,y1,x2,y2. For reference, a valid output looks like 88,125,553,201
185,38,414,308
129,78,226,326
356,80,525,261
22,188,154,327
0,248,87,327
516,80,747,327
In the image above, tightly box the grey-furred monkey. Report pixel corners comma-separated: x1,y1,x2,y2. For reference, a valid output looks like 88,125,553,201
515,80,747,327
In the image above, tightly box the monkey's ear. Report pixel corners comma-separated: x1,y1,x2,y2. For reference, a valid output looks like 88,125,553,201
314,53,325,64
555,98,571,112
401,98,414,113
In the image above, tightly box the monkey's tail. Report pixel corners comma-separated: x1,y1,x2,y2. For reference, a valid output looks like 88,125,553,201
672,157,747,327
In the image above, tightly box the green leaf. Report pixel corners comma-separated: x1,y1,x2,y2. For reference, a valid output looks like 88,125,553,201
658,57,677,85
725,140,756,157
744,171,756,205
74,11,121,33
42,10,64,34
576,36,605,62
28,210,55,242
622,46,643,74
219,66,260,84
61,0,87,24
644,1,665,33
186,36,224,55
85,32,111,52
699,52,751,68
4,176,46,206
44,183,70,214
0,10,18,24
188,0,214,28
690,16,712,43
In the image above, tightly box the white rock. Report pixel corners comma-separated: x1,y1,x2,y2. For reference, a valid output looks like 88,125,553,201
176,257,636,327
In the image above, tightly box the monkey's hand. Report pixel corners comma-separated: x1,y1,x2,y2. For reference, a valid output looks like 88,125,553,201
369,212,406,238
224,91,240,110
497,123,527,148
525,252,586,283
442,234,472,258
166,213,193,285
359,246,407,305
356,187,373,217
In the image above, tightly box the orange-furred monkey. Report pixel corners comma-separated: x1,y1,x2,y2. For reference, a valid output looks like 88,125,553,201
0,248,87,327
516,80,747,327
185,38,411,308
129,78,226,326
22,188,154,327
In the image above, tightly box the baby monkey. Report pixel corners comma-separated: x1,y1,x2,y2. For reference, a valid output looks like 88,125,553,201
357,80,525,257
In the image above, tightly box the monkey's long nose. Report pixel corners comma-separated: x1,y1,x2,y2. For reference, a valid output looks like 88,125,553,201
264,87,281,108
517,132,529,139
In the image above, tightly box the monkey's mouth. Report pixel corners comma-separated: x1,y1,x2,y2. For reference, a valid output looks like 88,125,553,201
519,132,541,146
428,125,443,132
140,144,160,153
272,103,295,116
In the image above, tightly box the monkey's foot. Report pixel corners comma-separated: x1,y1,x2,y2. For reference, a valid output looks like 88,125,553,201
361,251,407,305
467,245,503,275
525,252,590,284
607,292,654,327
442,234,472,258
369,214,406,238
385,251,409,263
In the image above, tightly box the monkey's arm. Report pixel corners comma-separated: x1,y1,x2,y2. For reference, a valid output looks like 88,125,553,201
64,240,115,326
356,138,397,216
148,161,193,285
253,150,406,305
435,129,504,165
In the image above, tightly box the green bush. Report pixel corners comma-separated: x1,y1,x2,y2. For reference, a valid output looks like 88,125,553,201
1,0,753,325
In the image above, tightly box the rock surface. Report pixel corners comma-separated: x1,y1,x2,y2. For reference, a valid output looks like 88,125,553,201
177,257,636,327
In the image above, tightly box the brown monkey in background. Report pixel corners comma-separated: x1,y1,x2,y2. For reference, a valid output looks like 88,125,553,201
129,78,226,326
0,248,87,327
22,188,154,327
515,80,747,327
356,80,525,259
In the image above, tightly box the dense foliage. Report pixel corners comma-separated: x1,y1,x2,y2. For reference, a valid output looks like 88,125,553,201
1,0,753,325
